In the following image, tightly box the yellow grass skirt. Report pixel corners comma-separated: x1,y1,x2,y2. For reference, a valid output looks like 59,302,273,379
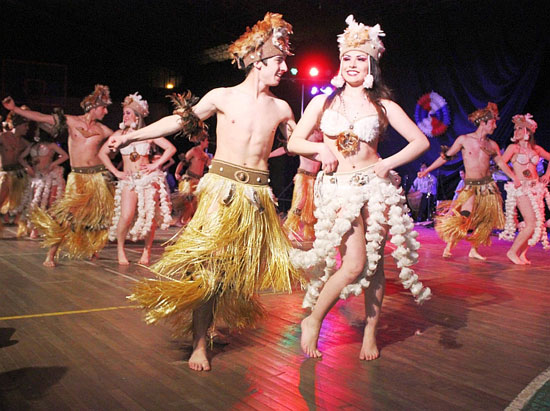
129,171,304,335
0,169,29,215
435,179,504,247
284,170,317,241
31,169,114,259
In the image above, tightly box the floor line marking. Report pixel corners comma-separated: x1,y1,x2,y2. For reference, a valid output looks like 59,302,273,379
0,305,139,321
505,366,550,410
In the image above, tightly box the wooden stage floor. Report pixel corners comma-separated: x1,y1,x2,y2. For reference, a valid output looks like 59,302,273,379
0,224,549,410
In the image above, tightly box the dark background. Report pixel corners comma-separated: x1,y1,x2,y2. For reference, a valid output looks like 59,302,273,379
1,0,548,207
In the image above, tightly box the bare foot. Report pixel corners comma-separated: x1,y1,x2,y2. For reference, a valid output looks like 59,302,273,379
360,328,380,361
468,248,486,261
188,346,211,371
300,316,322,358
506,250,525,265
520,251,531,265
117,251,129,265
43,258,56,267
138,250,151,266
442,244,452,258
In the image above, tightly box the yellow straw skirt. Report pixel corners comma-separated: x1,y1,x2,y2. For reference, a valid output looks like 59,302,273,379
284,171,317,241
129,172,304,336
0,170,29,215
31,170,114,259
435,179,504,248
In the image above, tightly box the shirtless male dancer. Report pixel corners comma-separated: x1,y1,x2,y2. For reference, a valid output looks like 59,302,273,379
419,102,519,260
3,85,115,266
108,13,302,371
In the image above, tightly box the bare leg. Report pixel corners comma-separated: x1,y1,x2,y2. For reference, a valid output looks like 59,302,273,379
507,195,535,265
360,261,385,361
138,221,156,265
116,187,137,265
442,242,453,258
43,244,59,267
301,216,367,358
189,299,214,371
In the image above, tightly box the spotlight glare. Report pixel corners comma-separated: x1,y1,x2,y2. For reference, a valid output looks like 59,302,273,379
166,83,175,89
321,86,334,95
309,67,319,77
290,67,298,76
310,86,319,95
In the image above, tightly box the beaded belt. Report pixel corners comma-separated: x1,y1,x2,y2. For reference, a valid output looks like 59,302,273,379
0,163,23,172
297,168,319,178
185,170,202,180
71,164,107,174
208,159,269,186
464,175,493,186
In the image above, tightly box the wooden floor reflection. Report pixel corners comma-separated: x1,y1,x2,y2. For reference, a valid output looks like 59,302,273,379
0,225,549,410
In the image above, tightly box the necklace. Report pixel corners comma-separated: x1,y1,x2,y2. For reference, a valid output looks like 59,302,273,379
335,95,360,157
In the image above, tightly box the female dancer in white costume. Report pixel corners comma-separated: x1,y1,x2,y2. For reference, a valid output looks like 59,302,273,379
498,114,550,264
99,93,176,265
18,128,69,238
288,15,431,360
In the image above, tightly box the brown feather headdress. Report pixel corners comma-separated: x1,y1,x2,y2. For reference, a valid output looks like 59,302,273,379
468,102,499,126
80,84,112,113
228,12,293,70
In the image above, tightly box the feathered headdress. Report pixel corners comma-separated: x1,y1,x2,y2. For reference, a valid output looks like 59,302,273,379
468,102,499,126
337,15,385,60
122,92,149,118
512,113,537,133
331,15,386,89
228,12,293,70
80,84,112,113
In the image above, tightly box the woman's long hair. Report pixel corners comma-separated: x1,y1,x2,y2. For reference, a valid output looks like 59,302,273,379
323,56,392,136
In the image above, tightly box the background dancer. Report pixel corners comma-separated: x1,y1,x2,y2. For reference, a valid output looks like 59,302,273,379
173,134,210,226
0,109,30,236
99,93,175,265
18,127,68,238
108,13,302,372
2,85,115,266
419,102,520,260
288,15,431,360
269,129,322,243
498,114,550,264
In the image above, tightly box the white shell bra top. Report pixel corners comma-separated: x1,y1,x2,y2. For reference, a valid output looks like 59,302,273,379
120,141,151,156
320,109,379,143
514,152,539,166
30,143,50,157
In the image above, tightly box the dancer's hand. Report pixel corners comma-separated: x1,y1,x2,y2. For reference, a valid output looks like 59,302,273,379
107,135,126,152
513,177,522,188
113,170,127,180
2,96,15,111
317,144,338,174
417,170,427,178
541,174,550,185
141,162,160,174
374,158,391,178
24,165,35,177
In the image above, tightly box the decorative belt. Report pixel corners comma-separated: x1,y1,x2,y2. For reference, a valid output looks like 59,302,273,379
0,163,23,172
297,168,319,178
464,175,493,186
208,159,269,185
71,164,107,174
185,170,202,180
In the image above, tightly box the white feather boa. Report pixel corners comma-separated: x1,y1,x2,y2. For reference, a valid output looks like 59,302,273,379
291,169,431,309
20,166,65,221
499,180,550,249
109,169,172,242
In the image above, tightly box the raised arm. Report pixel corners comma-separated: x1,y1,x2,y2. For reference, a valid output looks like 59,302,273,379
419,136,464,178
2,97,55,125
374,100,430,178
